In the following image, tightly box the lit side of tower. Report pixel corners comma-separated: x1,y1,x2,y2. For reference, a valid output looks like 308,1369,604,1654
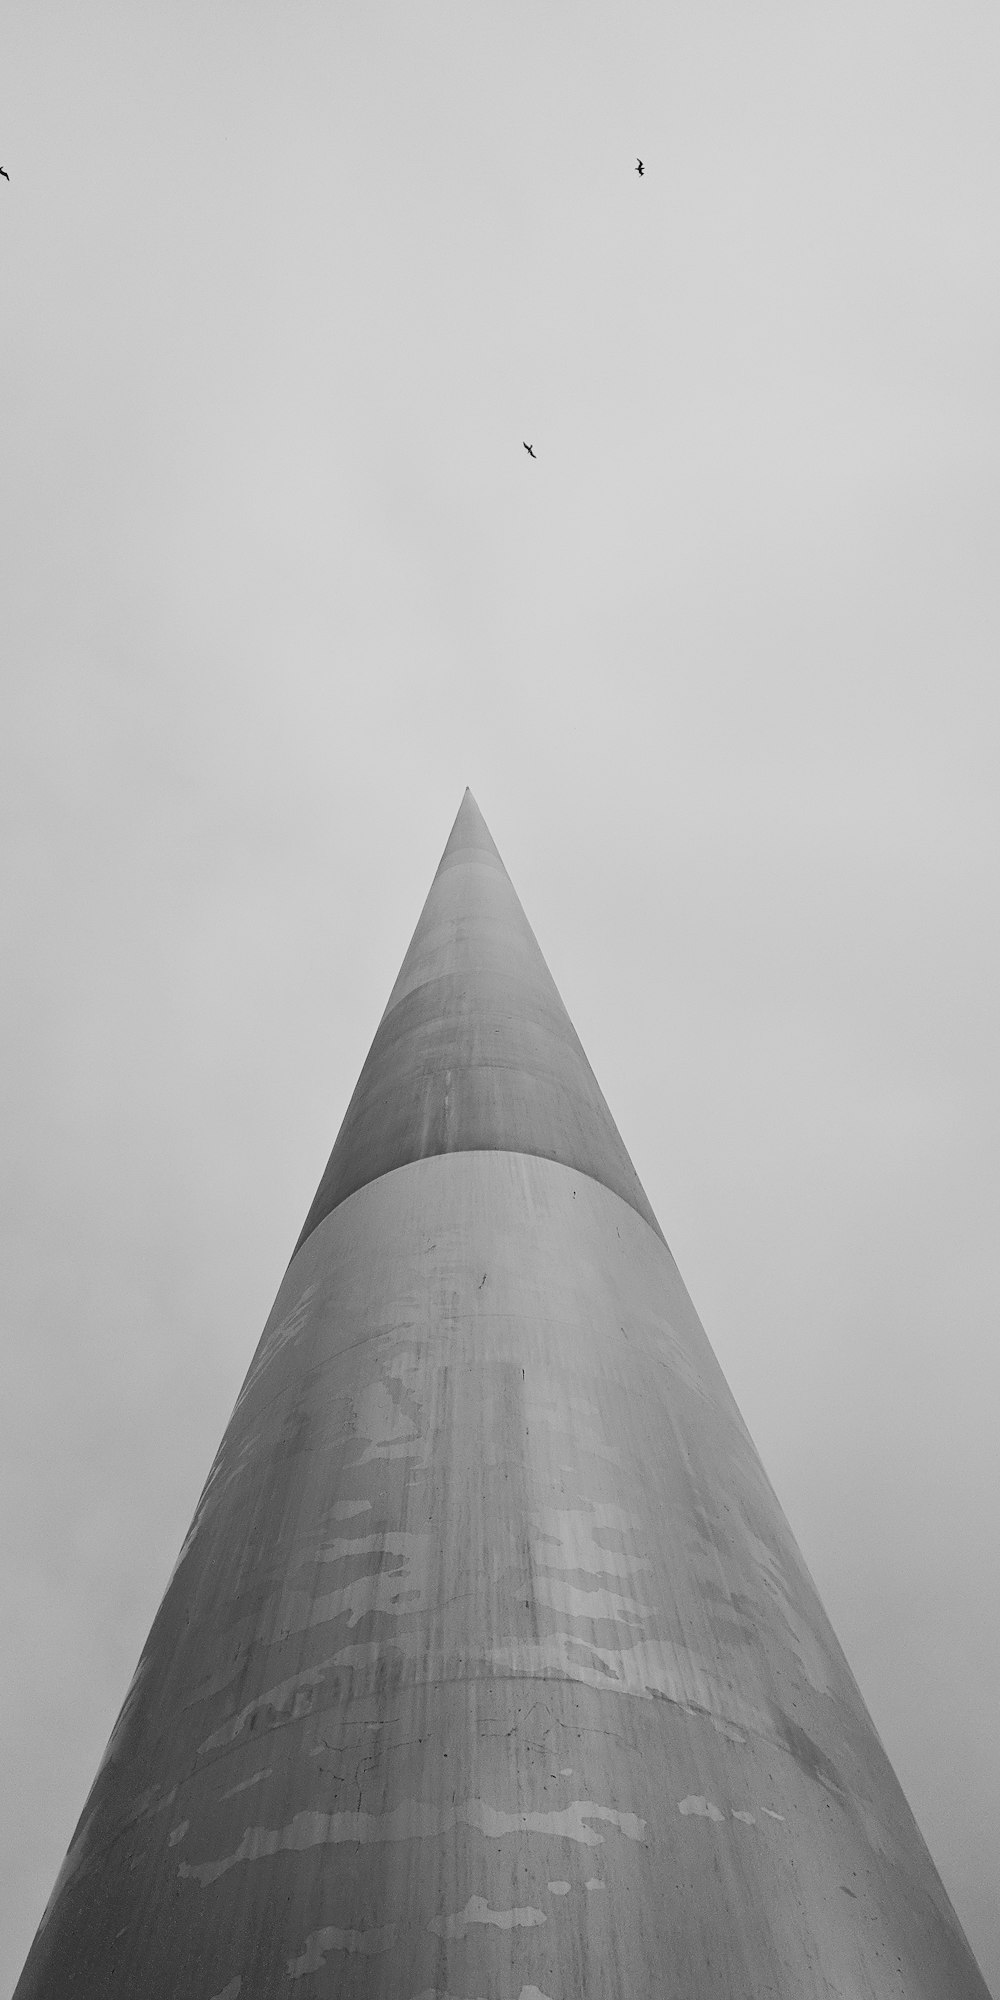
15,792,990,1999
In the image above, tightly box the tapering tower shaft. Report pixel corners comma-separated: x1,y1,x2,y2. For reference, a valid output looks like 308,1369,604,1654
15,792,990,1999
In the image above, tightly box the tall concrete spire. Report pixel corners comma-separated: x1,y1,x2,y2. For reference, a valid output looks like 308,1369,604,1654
16,793,989,1999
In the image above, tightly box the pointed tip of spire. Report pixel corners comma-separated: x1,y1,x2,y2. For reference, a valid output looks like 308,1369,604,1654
294,788,667,1256
439,786,503,875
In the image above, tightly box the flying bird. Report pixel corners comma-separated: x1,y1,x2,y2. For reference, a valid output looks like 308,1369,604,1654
0,167,9,181
523,441,536,458
636,158,644,176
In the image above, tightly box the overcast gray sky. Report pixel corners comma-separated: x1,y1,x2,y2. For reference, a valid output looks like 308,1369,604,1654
2,2,998,1992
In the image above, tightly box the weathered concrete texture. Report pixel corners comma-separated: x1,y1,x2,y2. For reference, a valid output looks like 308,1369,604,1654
15,795,991,2000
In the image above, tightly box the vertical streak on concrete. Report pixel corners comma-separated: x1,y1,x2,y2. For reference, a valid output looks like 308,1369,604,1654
15,792,991,2000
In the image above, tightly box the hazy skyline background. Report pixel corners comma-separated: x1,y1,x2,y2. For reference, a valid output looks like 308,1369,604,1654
2,2,998,1991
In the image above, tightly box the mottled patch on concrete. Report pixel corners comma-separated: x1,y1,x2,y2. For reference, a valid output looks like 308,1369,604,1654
179,1795,646,1886
428,1896,546,1940
288,1924,396,1974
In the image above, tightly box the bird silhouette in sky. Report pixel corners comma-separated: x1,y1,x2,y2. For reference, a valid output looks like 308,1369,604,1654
636,158,644,176
0,167,9,181
523,442,536,458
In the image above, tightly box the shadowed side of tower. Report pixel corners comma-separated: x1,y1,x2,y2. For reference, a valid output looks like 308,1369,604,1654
15,793,991,2000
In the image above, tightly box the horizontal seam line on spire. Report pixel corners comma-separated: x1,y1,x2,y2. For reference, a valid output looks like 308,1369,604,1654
293,1148,667,1260
98,1675,775,1803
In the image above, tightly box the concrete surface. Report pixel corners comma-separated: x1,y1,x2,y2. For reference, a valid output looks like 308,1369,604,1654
14,793,990,1999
